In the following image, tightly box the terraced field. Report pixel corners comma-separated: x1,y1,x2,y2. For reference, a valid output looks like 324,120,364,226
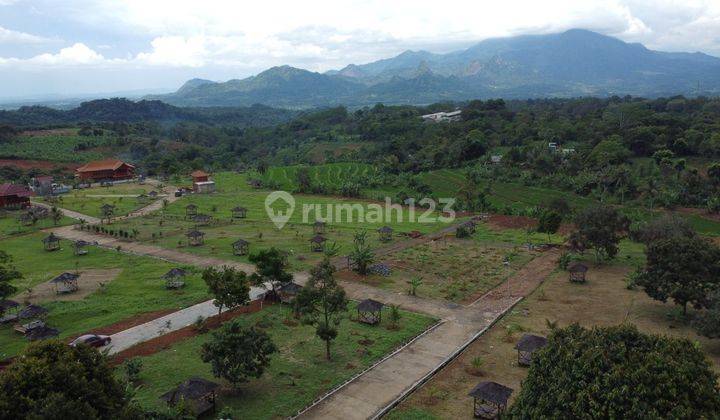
262,163,380,191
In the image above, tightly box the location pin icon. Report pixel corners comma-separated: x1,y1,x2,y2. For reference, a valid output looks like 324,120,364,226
265,191,295,230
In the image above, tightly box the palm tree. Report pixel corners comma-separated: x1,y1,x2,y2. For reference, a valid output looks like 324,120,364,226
349,230,374,275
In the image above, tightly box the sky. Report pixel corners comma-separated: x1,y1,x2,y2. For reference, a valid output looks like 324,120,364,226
0,0,719,100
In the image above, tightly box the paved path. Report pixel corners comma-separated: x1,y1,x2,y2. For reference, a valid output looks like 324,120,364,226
32,202,101,225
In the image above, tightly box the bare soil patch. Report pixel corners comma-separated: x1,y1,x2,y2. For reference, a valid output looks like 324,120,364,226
487,214,537,230
25,268,122,303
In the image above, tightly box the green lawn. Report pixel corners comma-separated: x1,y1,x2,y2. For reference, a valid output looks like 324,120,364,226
130,303,436,418
40,183,161,218
0,233,209,358
0,211,75,239
261,162,380,191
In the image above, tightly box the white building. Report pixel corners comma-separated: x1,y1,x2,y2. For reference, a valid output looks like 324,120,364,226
421,110,462,123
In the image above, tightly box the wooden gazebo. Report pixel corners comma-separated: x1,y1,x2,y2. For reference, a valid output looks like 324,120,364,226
461,220,477,234
162,268,187,289
309,235,327,252
192,214,212,226
468,381,513,419
377,226,393,242
514,334,548,366
313,221,326,234
42,233,60,251
185,204,198,218
19,212,35,226
232,206,248,219
276,282,302,304
148,190,159,199
357,299,384,325
186,230,205,246
568,262,588,283
26,325,60,341
73,240,89,256
50,272,80,294
0,299,19,323
159,377,220,416
232,239,250,256
17,304,48,320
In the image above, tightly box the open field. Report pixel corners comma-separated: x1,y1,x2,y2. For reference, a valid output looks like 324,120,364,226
261,162,380,191
0,210,74,239
388,244,720,419
128,303,435,418
38,182,162,218
0,233,208,358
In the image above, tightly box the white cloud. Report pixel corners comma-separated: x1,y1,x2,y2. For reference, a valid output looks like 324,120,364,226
0,25,53,44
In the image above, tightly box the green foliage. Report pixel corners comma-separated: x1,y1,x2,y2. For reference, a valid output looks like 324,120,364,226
201,322,277,387
349,230,375,276
536,209,562,241
588,135,631,166
248,247,293,291
0,250,20,314
123,357,143,384
407,276,423,296
0,340,136,418
202,266,251,316
388,304,401,329
693,290,720,339
508,324,720,418
569,206,629,263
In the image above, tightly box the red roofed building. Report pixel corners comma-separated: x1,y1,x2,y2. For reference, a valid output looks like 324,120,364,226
191,170,209,183
0,183,33,208
75,159,135,181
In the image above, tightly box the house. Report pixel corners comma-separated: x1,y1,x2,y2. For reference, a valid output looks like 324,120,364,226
0,183,33,208
421,110,462,122
191,170,215,194
30,176,53,196
75,159,135,182
191,170,209,183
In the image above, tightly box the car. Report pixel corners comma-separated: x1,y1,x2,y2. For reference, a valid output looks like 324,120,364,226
70,334,111,348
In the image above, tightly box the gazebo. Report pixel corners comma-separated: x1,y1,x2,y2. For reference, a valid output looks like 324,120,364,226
462,220,477,234
0,299,19,323
162,268,187,289
148,190,159,199
19,212,35,226
73,240,89,256
185,204,198,218
186,230,205,246
357,299,384,325
377,226,393,242
26,325,60,341
276,282,302,304
309,235,327,252
50,272,80,294
313,221,326,234
100,203,116,219
42,233,61,251
192,214,212,226
514,334,548,366
159,377,220,416
568,262,589,283
468,381,513,419
232,239,250,256
17,304,48,320
231,206,248,219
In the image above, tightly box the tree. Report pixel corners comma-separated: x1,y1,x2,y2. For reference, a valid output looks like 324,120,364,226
295,258,348,360
635,235,720,315
248,247,293,295
50,206,63,226
0,251,20,316
202,266,251,316
694,290,720,339
536,209,562,242
0,341,137,418
508,324,720,418
569,206,628,263
201,321,277,387
349,230,374,276
407,276,423,296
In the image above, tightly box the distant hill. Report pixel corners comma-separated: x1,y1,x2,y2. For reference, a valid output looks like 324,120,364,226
152,29,720,108
0,98,298,127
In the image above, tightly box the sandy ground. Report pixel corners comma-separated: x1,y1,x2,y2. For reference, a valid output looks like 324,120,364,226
25,268,122,303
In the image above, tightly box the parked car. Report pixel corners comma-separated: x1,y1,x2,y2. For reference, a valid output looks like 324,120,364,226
70,334,111,348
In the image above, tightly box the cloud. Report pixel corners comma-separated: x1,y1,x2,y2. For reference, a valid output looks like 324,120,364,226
0,25,53,44
0,43,109,66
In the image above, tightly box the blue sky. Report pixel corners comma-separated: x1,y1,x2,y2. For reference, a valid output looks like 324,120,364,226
0,0,719,100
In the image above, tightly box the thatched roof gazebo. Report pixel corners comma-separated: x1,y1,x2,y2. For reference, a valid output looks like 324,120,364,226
232,239,250,256
468,381,513,419
461,220,477,234
192,213,212,226
17,304,48,320
514,334,548,366
357,299,384,325
26,325,60,341
377,226,393,242
232,206,247,219
73,240,90,256
42,233,60,251
19,211,35,226
0,299,19,313
159,377,220,416
313,220,326,234
185,203,198,218
277,282,302,304
568,262,589,283
162,268,187,289
186,230,205,246
309,235,327,252
50,272,80,294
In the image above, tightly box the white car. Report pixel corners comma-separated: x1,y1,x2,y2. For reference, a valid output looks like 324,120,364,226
70,334,111,348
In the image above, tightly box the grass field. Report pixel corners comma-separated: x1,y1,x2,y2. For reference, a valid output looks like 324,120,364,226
0,210,74,239
261,163,380,191
0,233,208,358
130,303,435,418
387,243,719,419
40,183,161,218
0,129,116,163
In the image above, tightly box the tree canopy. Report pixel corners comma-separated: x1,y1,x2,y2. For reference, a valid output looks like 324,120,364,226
202,266,251,316
569,206,629,262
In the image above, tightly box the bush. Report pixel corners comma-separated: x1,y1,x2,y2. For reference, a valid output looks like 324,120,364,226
123,357,143,383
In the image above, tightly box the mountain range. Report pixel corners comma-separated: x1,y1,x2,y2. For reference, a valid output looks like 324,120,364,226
150,29,720,108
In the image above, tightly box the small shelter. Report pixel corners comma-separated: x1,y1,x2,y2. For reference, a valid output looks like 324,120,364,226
19,212,35,226
192,214,212,226
248,179,262,189
17,304,48,320
0,299,19,324
50,272,80,294
514,334,548,366
42,233,60,251
377,226,393,242
14,319,45,334
186,230,205,246
148,190,159,199
159,377,220,416
26,325,60,341
73,240,89,256
568,262,588,283
357,299,384,325
185,204,198,218
232,239,250,256
276,282,302,304
309,235,327,252
462,220,477,234
313,220,326,234
468,381,513,419
162,268,187,289
231,206,247,219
